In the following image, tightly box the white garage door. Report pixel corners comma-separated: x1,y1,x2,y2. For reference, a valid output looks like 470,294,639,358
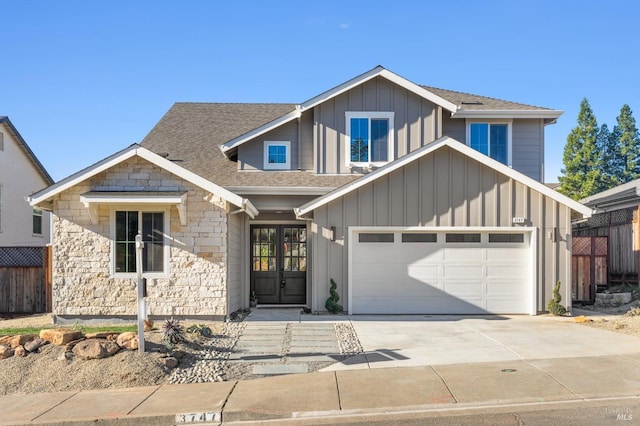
350,229,534,315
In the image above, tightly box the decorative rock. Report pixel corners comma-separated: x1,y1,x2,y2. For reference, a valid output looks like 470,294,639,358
160,356,179,368
64,338,87,352
0,345,14,359
39,329,83,346
116,332,138,350
85,332,119,340
14,345,27,357
24,338,48,353
72,339,120,360
171,350,185,360
0,334,37,348
595,292,632,308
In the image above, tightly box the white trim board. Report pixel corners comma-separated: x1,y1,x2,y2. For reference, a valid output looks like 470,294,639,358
29,144,259,219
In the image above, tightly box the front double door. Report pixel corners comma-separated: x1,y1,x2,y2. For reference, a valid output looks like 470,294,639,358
250,225,307,304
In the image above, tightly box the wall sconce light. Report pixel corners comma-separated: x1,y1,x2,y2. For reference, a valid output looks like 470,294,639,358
330,226,336,242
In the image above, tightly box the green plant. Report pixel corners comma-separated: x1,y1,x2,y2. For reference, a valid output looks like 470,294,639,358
186,324,213,337
547,281,567,316
250,291,257,301
325,278,343,314
161,317,185,344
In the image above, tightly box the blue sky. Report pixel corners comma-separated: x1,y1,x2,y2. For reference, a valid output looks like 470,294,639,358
2,1,639,183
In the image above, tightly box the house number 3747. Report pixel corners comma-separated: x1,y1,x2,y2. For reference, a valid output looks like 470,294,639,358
175,411,220,423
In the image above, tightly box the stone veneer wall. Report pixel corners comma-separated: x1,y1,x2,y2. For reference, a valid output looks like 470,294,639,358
51,157,229,318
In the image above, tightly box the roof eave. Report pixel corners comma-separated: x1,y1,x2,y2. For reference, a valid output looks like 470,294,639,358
220,108,302,156
0,117,54,185
451,110,564,120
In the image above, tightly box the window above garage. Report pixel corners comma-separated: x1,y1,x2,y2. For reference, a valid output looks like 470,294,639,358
466,120,512,167
346,112,395,167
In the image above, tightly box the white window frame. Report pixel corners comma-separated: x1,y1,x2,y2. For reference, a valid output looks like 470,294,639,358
110,206,170,279
32,208,43,236
465,119,513,167
263,141,291,170
345,111,395,167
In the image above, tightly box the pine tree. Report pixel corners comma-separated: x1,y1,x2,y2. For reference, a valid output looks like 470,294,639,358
598,123,622,187
559,98,607,199
613,104,640,183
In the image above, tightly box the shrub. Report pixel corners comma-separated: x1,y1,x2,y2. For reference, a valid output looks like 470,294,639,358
547,281,567,316
186,324,213,337
162,317,185,344
325,278,343,314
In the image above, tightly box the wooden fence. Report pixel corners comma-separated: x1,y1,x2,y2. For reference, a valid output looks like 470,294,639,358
0,246,51,313
572,236,608,303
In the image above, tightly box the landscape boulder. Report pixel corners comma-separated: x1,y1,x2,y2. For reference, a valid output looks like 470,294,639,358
0,334,37,348
14,345,27,357
0,345,14,359
64,338,87,352
85,332,119,340
116,332,138,350
159,356,179,368
40,329,83,346
24,338,48,353
72,339,120,360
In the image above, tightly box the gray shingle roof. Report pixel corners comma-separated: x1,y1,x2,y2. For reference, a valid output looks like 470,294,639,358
421,86,552,111
140,81,557,189
140,103,359,188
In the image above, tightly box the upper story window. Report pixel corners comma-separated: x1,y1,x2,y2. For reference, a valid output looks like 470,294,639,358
112,209,168,278
467,121,512,166
346,112,394,166
263,141,291,170
32,208,43,235
0,132,4,151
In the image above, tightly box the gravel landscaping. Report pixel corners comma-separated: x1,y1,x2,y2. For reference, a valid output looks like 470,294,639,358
0,312,365,395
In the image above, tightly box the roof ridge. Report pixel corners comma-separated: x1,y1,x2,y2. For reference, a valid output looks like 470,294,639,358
173,102,296,106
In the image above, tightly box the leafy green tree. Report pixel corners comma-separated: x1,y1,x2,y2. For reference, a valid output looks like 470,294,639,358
559,98,607,199
613,104,640,183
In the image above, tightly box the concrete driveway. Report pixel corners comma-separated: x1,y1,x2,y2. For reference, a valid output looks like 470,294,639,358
324,314,640,371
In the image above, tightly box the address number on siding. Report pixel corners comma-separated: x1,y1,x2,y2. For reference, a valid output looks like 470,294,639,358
176,411,220,423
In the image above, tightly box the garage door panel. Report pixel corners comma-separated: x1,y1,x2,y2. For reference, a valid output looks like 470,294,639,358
351,230,532,315
352,296,487,314
442,248,484,261
486,265,522,279
441,265,484,279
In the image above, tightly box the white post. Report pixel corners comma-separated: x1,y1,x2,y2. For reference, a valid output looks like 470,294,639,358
135,234,146,355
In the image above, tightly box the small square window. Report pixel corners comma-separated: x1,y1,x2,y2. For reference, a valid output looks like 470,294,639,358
264,141,291,170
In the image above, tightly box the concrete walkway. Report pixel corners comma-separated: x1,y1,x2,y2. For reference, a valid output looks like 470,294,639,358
3,353,640,424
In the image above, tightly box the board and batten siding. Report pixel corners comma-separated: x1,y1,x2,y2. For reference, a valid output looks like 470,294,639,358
512,119,544,182
238,120,299,170
313,76,440,174
309,145,572,313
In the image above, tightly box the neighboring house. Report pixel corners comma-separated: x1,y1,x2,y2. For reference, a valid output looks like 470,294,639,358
574,179,640,291
0,117,53,246
29,66,591,322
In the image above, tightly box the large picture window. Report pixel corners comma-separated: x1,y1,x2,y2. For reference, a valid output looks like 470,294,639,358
114,210,166,275
468,122,511,165
346,112,394,165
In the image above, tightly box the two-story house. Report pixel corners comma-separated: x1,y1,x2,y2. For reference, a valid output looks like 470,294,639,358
0,116,53,247
29,67,591,322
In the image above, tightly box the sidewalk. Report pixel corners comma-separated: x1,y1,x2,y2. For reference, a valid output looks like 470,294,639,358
3,353,640,425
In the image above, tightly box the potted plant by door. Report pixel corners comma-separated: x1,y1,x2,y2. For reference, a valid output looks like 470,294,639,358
250,291,258,308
